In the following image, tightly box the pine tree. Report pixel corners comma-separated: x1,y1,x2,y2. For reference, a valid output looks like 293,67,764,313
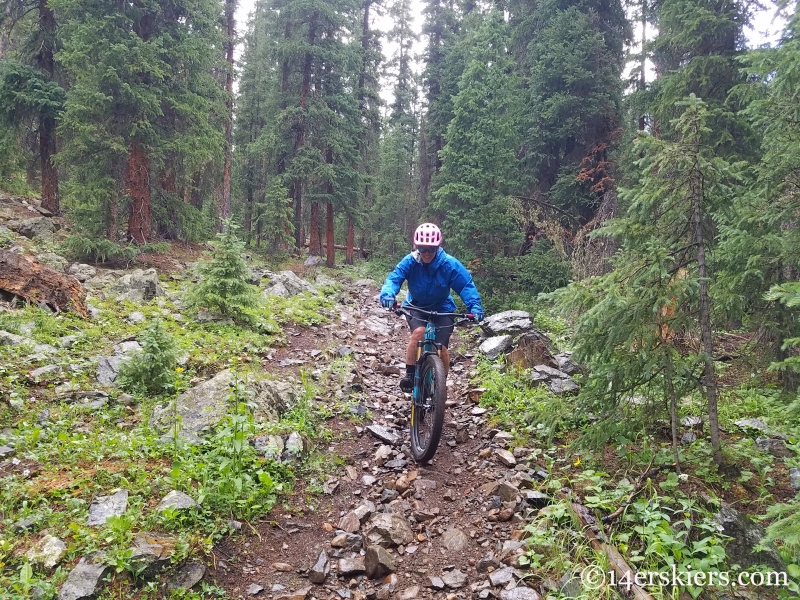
551,96,741,464
0,0,63,211
649,0,755,157
189,222,261,322
431,10,523,274
53,0,224,242
516,0,629,225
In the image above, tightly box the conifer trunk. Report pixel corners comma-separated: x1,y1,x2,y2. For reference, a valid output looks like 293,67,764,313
690,133,721,465
292,14,317,250
326,201,335,268
220,0,236,231
346,216,354,265
309,204,321,255
127,139,151,244
38,0,58,214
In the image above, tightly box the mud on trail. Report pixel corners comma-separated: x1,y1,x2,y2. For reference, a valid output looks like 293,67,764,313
209,280,541,600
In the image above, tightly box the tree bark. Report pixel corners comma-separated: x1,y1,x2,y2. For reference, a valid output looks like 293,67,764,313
309,203,321,255
690,132,721,465
126,139,151,244
37,0,58,214
346,215,354,264
220,0,236,231
0,249,88,316
292,13,317,250
326,201,335,268
666,352,681,473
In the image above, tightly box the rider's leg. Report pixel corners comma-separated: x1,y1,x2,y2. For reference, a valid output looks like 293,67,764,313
405,326,425,365
441,345,450,377
400,326,426,392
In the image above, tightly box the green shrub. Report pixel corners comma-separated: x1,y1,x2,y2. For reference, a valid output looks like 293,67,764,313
0,226,16,248
119,320,179,395
60,234,138,264
188,223,260,323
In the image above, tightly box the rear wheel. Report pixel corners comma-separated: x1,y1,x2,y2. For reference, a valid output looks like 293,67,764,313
410,354,447,463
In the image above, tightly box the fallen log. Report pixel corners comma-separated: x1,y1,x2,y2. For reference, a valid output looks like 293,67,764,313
0,249,88,317
303,241,372,257
572,502,656,600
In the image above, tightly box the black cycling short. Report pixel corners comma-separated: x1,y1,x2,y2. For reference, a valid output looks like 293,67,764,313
405,312,456,347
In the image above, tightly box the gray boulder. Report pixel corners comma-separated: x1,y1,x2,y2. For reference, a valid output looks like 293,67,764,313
156,490,198,512
480,310,532,336
96,341,142,385
25,534,67,568
87,490,128,526
17,217,55,241
479,335,512,359
715,504,786,571
68,264,97,282
109,268,162,302
150,369,301,439
791,468,800,490
263,271,318,297
37,252,68,271
166,561,206,592
129,532,176,579
0,330,56,354
364,513,414,548
58,558,108,600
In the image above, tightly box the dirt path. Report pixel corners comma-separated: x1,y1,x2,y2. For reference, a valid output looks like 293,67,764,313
209,280,541,600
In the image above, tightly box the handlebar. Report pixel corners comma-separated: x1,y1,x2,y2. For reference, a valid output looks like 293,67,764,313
391,303,477,325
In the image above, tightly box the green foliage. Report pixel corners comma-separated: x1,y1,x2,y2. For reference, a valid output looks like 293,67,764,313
546,96,739,451
119,320,180,396
0,61,65,125
0,225,17,248
188,224,261,323
59,234,138,264
432,10,523,263
476,360,573,442
764,495,800,568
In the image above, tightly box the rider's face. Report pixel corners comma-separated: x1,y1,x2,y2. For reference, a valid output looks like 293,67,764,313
417,246,437,263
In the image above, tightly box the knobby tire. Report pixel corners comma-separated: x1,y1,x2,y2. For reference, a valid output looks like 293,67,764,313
410,354,447,463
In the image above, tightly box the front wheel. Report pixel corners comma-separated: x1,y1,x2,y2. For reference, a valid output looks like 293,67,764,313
410,354,447,463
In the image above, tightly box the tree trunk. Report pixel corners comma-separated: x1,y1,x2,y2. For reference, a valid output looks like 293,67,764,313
666,352,681,473
291,14,316,250
309,203,321,255
346,215,354,265
220,0,236,231
190,172,203,210
326,201,335,268
37,0,58,214
0,249,88,316
638,0,647,131
244,184,253,235
690,141,721,465
127,139,151,244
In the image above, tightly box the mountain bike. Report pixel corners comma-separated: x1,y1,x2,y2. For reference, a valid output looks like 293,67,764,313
392,304,477,463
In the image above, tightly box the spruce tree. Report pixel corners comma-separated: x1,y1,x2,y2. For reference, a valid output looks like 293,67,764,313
53,0,224,241
189,222,261,322
550,96,741,464
431,9,523,278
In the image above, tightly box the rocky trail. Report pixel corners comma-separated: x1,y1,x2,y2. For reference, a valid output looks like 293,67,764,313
208,281,551,600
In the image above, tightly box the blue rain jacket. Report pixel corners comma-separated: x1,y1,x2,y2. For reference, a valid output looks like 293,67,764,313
380,248,483,313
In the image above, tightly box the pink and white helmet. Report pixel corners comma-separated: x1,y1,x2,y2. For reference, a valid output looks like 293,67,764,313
413,223,442,247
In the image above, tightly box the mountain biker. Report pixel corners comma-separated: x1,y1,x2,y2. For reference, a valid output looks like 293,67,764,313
379,222,485,392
